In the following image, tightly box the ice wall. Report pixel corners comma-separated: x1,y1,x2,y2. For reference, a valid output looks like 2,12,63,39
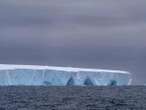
0,64,132,86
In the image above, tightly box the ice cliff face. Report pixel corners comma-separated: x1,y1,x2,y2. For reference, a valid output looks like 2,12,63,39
0,64,132,86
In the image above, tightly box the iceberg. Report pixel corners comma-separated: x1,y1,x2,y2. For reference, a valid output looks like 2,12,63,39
0,64,132,86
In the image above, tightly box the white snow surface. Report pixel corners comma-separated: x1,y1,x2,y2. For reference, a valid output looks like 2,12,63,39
0,64,130,74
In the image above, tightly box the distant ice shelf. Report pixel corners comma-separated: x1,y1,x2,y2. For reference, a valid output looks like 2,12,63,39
0,64,132,86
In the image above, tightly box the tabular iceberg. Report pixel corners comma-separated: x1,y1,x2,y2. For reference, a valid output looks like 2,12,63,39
0,64,132,86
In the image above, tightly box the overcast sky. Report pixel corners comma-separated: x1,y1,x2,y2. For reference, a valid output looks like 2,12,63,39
0,0,146,84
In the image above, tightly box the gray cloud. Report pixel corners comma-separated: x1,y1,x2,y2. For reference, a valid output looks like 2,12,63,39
0,0,146,84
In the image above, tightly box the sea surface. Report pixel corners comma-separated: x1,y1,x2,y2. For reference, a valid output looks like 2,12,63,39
0,86,145,110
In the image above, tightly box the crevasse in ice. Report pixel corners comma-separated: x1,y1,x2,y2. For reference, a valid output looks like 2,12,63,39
0,64,132,86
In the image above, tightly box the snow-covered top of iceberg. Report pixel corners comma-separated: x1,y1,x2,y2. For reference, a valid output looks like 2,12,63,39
0,64,130,74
